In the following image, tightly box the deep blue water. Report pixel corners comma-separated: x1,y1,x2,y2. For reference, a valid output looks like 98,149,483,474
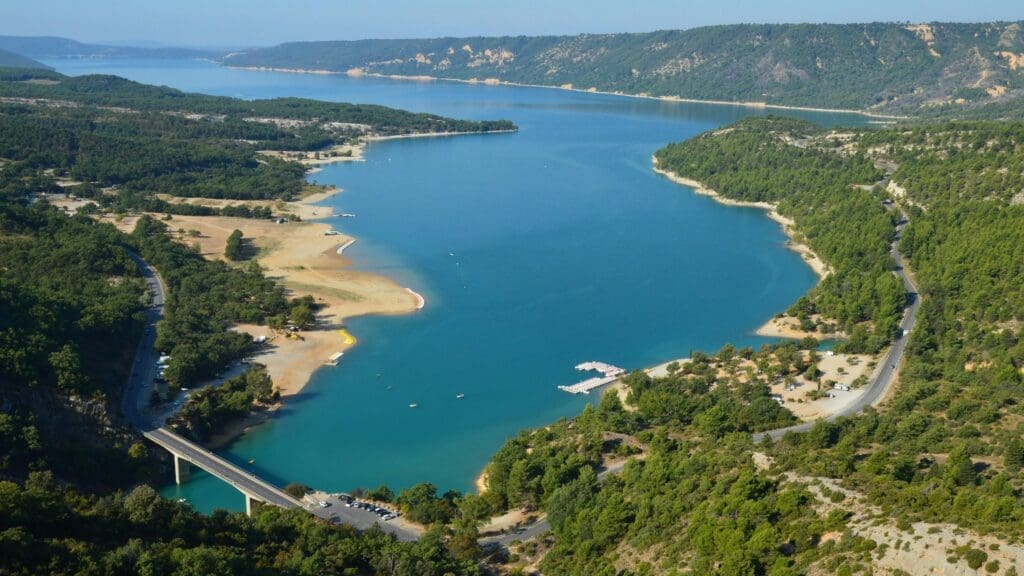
49,59,869,512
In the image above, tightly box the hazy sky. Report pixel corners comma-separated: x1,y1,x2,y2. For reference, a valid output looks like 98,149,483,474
4,0,1023,47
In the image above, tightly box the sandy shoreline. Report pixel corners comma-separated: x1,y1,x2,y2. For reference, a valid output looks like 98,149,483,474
651,156,836,341
472,159,837,494
114,183,426,444
652,156,829,280
142,129,515,447
175,191,421,396
268,129,517,175
224,64,907,120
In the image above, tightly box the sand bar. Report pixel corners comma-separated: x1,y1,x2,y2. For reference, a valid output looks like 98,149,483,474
112,191,421,402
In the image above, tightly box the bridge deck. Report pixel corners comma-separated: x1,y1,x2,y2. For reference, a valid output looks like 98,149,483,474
144,427,302,509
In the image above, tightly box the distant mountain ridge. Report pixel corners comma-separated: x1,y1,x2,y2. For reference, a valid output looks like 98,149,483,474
0,35,216,60
219,22,1024,116
0,47,51,69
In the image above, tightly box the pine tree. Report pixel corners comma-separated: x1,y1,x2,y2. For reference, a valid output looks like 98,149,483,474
947,445,976,487
1005,437,1024,472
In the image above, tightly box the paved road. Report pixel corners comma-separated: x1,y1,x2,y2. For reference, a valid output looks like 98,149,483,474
480,214,922,549
123,253,300,508
313,493,421,541
123,253,415,535
123,251,166,428
753,213,920,442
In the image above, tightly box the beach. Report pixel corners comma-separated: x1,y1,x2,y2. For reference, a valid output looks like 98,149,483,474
110,188,423,403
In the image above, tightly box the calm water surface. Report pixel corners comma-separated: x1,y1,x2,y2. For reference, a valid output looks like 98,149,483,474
51,59,869,512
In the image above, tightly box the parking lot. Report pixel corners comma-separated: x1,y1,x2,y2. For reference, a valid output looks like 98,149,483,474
303,491,422,541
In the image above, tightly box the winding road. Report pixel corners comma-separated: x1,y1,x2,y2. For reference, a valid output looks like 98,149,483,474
123,204,917,548
752,212,919,442
123,252,303,509
482,212,920,548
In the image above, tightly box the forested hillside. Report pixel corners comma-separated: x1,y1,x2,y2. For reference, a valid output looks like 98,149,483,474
0,34,216,60
221,22,1024,116
494,117,1024,575
0,475,479,575
0,202,149,489
0,72,506,575
0,48,50,70
6,57,1024,574
0,67,513,205
656,117,901,353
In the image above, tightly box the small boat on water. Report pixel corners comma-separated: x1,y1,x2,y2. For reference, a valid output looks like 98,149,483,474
177,498,187,503
456,393,465,399
408,403,418,408
339,213,355,218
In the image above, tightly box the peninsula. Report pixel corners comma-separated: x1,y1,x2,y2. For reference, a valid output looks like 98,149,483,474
0,66,516,443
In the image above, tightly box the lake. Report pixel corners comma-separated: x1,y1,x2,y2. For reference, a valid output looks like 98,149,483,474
50,59,870,512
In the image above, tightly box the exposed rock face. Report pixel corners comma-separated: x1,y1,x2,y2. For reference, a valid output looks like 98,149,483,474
223,22,1024,114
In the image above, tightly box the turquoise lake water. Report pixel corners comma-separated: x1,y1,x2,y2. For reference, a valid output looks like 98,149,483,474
51,59,870,512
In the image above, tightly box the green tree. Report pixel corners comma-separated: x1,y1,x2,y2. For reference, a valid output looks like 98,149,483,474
367,484,394,502
49,345,85,392
947,445,976,487
289,303,314,330
224,229,243,260
283,483,310,499
1005,437,1024,472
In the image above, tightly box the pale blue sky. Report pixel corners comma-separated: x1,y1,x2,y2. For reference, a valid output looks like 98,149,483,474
3,0,1023,47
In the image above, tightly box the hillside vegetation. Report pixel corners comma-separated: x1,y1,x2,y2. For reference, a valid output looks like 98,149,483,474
5,65,1024,574
0,73,510,575
221,22,1024,117
482,116,1024,575
656,117,902,353
0,67,513,206
0,34,215,60
0,48,50,70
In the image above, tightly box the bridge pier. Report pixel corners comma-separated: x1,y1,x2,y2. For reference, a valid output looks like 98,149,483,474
173,454,190,484
244,492,260,517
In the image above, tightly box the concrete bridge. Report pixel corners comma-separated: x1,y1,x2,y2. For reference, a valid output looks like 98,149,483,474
124,252,302,516
143,426,302,515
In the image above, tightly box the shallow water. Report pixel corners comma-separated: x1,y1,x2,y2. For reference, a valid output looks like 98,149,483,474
50,59,870,512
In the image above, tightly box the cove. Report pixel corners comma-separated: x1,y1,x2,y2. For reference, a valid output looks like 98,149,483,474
50,59,873,512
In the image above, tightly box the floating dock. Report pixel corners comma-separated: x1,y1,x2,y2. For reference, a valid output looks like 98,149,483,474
558,361,627,394
336,239,355,255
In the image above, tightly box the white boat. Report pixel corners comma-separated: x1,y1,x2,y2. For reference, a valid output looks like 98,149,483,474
409,403,418,408
455,393,465,399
